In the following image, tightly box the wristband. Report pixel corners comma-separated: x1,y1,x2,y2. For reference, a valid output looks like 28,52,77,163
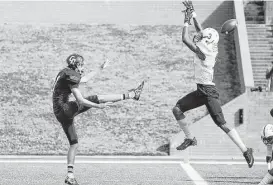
184,22,189,27
192,12,197,18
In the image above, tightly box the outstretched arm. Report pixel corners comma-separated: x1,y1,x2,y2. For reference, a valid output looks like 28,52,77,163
181,0,199,53
192,13,203,33
182,23,198,53
80,68,102,83
182,23,206,60
80,58,111,83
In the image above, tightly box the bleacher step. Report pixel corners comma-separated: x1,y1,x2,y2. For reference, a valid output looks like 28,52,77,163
251,56,273,60
250,50,272,53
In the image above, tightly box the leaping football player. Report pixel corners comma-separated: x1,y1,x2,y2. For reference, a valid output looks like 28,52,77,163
52,53,144,185
171,1,254,168
259,124,273,185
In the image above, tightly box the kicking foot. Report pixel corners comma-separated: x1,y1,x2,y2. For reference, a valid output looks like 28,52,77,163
129,81,145,101
65,176,79,185
176,137,197,150
243,148,254,168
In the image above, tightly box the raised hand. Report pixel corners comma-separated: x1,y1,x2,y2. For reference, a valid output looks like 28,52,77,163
182,0,195,25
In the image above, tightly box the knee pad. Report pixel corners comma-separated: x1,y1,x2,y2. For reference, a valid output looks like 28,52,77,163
172,106,185,120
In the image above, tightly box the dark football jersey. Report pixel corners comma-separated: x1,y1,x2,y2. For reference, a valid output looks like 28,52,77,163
52,68,81,115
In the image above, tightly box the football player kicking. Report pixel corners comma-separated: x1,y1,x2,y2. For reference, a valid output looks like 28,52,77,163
172,1,254,168
52,53,144,185
259,124,273,185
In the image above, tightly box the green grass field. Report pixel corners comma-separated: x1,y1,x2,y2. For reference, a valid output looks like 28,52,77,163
0,24,240,155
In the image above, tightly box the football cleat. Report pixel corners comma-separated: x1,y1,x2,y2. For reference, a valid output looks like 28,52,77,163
176,137,197,150
65,176,79,185
261,124,273,146
129,81,145,101
243,148,254,168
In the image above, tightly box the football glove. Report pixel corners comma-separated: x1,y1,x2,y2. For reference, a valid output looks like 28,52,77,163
183,0,194,11
182,0,195,25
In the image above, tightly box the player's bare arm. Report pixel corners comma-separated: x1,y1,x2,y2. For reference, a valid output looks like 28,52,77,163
182,0,198,53
182,25,198,53
193,14,203,32
184,0,202,33
71,87,109,109
80,58,111,83
80,69,101,83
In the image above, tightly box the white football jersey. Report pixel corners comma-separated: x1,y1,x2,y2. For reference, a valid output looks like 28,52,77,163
194,41,218,85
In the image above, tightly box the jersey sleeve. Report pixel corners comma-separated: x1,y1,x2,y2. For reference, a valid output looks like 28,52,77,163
65,70,81,89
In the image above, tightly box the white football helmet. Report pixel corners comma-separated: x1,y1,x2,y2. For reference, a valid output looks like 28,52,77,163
261,124,273,145
202,28,219,45
195,28,219,54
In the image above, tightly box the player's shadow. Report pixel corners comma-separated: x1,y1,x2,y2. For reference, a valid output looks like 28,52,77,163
156,143,170,155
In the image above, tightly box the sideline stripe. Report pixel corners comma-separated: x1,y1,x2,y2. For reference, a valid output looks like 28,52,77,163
0,155,264,161
180,162,208,185
0,160,181,164
0,159,267,165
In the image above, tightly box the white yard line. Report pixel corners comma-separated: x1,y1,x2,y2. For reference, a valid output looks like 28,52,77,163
180,162,208,185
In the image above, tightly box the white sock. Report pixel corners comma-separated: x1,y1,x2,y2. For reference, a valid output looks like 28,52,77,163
259,173,273,185
227,128,247,153
67,164,74,178
177,120,193,139
68,172,74,178
128,91,135,99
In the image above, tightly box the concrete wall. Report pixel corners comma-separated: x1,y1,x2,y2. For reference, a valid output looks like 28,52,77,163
234,0,254,93
265,1,273,25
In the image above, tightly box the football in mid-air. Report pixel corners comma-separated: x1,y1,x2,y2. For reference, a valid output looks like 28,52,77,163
220,19,238,34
